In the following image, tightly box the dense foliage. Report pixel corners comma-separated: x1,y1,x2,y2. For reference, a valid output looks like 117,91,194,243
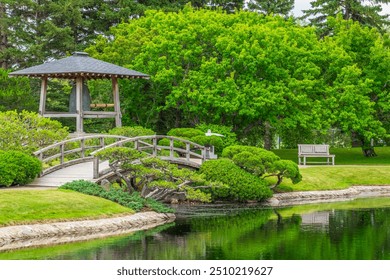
108,126,155,137
222,145,301,188
0,150,42,187
59,180,173,213
165,127,224,154
0,0,244,69
1,3,389,155
301,0,390,33
199,158,272,201
0,110,69,153
0,68,37,111
247,0,294,16
87,6,390,154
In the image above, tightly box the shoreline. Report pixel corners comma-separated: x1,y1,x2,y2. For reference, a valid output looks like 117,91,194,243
0,212,175,252
263,185,390,206
1,186,390,252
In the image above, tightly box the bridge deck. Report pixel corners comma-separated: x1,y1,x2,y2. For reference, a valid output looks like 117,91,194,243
27,158,203,188
26,161,109,188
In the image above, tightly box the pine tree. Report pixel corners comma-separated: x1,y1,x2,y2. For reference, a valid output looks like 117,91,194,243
301,0,390,32
247,0,294,16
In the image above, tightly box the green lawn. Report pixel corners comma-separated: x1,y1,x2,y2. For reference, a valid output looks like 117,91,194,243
270,166,390,192
0,189,134,227
272,146,390,165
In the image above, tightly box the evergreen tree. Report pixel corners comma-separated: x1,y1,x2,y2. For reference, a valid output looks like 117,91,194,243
301,0,390,32
0,0,245,70
247,0,294,16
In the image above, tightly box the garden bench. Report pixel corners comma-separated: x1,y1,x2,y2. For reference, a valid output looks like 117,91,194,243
298,144,335,165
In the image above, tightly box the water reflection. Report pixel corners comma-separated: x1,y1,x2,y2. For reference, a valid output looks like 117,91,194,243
1,198,390,260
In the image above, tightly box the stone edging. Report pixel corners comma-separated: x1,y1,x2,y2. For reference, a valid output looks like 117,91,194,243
0,212,175,252
263,186,390,206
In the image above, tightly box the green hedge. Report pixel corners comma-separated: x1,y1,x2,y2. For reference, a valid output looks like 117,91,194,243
166,127,224,154
199,159,272,202
0,150,42,187
59,180,173,213
108,126,155,137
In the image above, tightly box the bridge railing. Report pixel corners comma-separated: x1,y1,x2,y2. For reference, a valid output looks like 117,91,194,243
90,135,209,179
34,134,129,176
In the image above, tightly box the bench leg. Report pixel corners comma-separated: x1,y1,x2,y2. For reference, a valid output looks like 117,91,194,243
303,156,306,166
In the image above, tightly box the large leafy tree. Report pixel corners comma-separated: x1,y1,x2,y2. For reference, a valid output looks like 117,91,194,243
88,7,390,154
320,16,390,155
247,0,294,16
87,6,330,147
301,0,390,32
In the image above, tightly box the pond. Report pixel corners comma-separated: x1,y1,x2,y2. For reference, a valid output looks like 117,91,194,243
1,197,390,260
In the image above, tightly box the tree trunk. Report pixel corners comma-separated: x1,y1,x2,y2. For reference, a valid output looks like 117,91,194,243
362,146,377,157
263,121,272,150
0,3,8,69
362,139,377,157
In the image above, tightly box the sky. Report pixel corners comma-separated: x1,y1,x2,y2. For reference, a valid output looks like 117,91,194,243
293,0,390,17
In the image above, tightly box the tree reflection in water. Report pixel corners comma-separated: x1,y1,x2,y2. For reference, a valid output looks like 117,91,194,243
1,198,390,260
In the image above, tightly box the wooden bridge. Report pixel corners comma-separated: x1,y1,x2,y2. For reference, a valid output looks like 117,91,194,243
28,134,211,187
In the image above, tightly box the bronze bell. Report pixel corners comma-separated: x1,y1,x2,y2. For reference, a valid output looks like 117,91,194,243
69,82,91,112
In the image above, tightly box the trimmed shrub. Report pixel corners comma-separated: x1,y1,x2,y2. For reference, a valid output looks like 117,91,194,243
166,127,225,154
0,110,69,153
196,123,238,148
167,128,204,139
222,145,302,188
199,159,272,201
222,145,280,166
191,135,224,154
59,180,173,213
108,126,155,137
0,150,42,187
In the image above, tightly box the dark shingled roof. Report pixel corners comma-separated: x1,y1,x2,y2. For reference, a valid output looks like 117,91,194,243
9,52,149,79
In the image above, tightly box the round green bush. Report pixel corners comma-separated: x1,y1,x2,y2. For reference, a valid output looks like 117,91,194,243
0,150,42,187
195,123,238,148
108,126,155,137
167,128,204,139
0,110,68,153
199,159,272,202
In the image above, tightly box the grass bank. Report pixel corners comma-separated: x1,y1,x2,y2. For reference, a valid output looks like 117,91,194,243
0,189,134,227
269,147,390,192
271,166,390,192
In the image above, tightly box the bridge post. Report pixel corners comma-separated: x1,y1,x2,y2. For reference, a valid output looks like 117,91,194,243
152,136,157,156
80,138,85,158
186,143,190,161
60,144,65,164
99,137,105,149
169,138,174,158
93,157,99,179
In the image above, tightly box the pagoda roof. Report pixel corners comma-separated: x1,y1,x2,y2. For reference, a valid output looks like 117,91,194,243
9,52,149,80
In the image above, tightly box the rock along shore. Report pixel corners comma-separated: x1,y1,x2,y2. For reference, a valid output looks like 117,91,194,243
0,212,175,252
263,186,390,207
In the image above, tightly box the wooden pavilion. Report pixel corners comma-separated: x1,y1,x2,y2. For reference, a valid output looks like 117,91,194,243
9,52,149,133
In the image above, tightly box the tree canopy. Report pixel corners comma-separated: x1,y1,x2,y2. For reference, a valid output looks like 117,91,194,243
0,0,244,69
301,0,390,33
247,0,294,16
87,6,390,150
